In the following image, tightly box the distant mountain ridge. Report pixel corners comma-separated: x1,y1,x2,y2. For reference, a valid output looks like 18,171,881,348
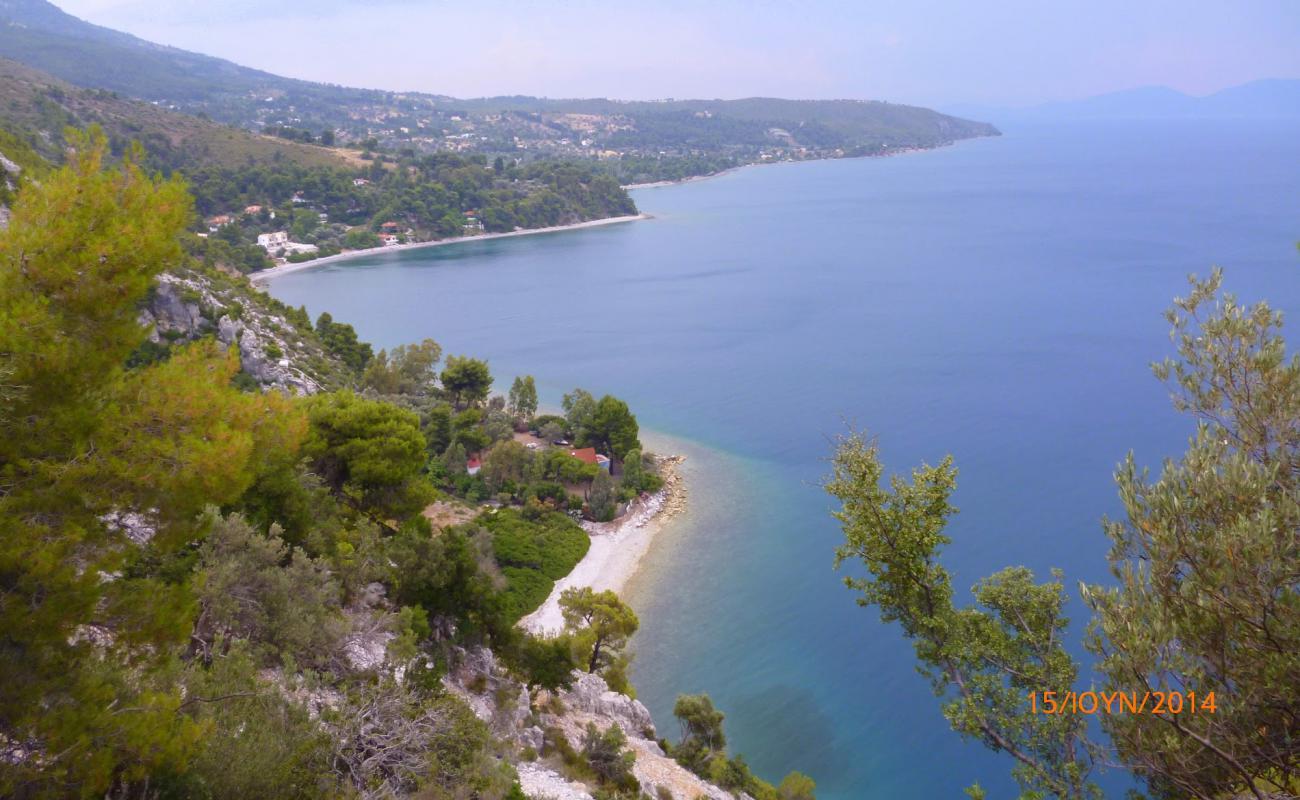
0,0,337,99
951,79,1300,124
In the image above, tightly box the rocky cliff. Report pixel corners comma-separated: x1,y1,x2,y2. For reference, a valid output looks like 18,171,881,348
0,147,20,229
444,647,750,800
139,269,352,393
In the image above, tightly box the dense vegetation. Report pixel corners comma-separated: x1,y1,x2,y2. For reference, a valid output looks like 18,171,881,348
186,154,634,265
484,510,590,622
0,129,803,798
828,269,1300,798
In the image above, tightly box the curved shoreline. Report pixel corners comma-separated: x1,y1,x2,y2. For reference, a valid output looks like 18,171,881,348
249,213,650,284
519,454,687,636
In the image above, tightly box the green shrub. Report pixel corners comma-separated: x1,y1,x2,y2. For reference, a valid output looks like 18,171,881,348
482,509,590,621
498,567,553,621
582,723,637,791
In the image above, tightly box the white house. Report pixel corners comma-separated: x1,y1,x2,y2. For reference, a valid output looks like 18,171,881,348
257,231,317,257
257,231,289,251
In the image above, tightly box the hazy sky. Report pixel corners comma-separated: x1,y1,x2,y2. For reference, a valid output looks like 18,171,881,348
55,0,1300,107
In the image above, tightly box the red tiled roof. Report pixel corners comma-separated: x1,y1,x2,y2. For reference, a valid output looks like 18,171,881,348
467,457,481,469
568,448,598,464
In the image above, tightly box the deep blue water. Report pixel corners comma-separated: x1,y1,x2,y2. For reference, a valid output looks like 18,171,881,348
265,120,1300,799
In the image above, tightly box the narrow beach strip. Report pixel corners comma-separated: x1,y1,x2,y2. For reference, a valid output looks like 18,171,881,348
250,213,650,284
520,455,687,636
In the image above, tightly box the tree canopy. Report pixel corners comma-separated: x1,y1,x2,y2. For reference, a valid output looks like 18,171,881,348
302,390,435,523
441,355,493,409
559,587,639,675
0,129,305,795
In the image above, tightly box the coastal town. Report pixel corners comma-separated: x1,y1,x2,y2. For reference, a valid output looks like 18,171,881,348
193,92,898,171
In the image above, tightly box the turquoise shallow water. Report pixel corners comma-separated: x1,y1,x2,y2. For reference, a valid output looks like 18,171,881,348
265,119,1300,798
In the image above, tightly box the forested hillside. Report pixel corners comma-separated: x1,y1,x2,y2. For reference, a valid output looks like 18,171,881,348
0,59,637,274
0,0,998,183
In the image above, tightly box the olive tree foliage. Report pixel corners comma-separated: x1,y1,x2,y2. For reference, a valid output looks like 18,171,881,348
826,435,1100,800
361,338,442,396
481,440,532,493
587,469,618,522
581,722,637,790
192,511,346,671
562,388,597,442
324,678,515,800
1082,269,1300,800
158,646,336,800
507,375,538,421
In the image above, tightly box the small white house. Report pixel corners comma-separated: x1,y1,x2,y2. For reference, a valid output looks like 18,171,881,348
257,231,289,251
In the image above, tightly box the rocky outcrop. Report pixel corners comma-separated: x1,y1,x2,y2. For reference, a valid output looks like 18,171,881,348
140,271,336,394
0,149,19,231
441,647,744,800
341,583,398,673
515,762,595,800
0,151,20,177
544,674,739,800
442,647,535,741
558,671,656,739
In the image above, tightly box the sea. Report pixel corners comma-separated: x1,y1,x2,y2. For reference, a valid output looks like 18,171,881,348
264,118,1300,799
